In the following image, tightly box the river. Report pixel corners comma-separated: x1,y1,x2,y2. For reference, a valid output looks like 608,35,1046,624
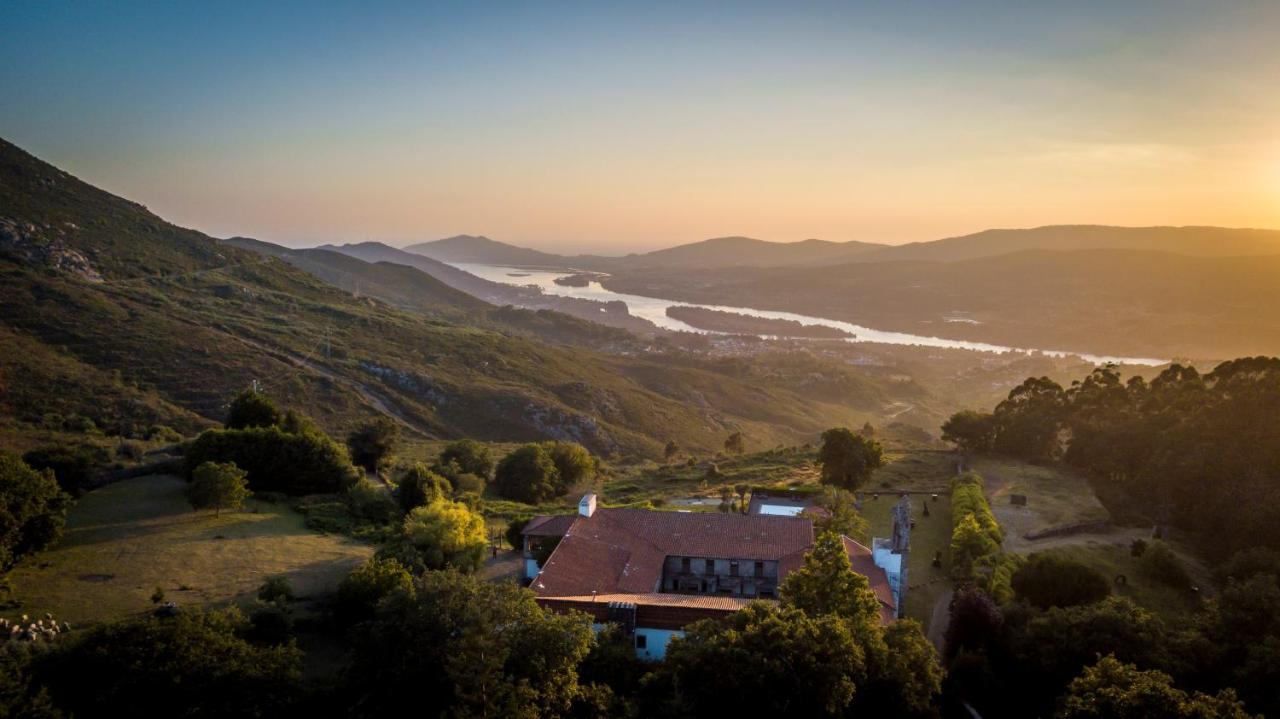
451,262,1168,367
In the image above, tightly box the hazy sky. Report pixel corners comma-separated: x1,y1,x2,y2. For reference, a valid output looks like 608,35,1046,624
3,1,1279,253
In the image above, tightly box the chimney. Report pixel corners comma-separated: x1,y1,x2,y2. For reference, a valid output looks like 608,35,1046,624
579,493,597,518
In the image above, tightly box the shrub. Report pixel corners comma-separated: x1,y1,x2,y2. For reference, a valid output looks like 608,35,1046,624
332,557,414,627
147,424,183,442
249,604,294,645
506,516,531,551
396,463,449,513
384,499,488,573
1140,542,1192,589
542,441,597,494
347,478,398,523
184,426,360,495
451,472,485,496
258,576,295,604
22,444,106,495
1130,539,1148,558
1011,552,1111,609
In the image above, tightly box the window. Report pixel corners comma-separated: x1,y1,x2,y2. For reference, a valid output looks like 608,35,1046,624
704,559,714,574
754,561,764,576
635,634,647,649
681,557,691,572
729,561,739,577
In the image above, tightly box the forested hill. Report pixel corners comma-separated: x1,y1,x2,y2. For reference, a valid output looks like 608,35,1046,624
0,137,924,457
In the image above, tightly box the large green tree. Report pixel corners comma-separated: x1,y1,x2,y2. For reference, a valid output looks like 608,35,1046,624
386,499,488,573
436,439,494,479
187,461,251,516
345,570,593,718
346,417,400,473
818,427,883,491
493,444,561,504
225,389,282,430
781,530,882,629
1057,656,1254,719
37,608,302,718
0,452,71,571
657,604,865,718
395,462,450,513
942,410,996,453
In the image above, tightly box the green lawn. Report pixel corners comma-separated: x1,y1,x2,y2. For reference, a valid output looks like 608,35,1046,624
1034,543,1207,622
2,475,373,624
860,493,953,628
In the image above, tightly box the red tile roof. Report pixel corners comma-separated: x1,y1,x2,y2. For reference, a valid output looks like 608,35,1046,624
521,514,576,537
532,507,896,623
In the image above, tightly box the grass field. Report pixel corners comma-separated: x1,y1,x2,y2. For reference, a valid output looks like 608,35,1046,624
1,475,373,624
1033,543,1208,622
970,456,1110,549
860,492,953,627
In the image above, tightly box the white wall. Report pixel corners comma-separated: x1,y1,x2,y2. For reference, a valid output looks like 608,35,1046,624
591,623,684,661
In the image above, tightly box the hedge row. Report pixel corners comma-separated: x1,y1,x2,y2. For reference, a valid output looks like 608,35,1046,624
184,426,360,495
950,472,1004,582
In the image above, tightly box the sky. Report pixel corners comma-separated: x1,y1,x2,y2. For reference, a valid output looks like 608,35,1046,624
2,1,1279,254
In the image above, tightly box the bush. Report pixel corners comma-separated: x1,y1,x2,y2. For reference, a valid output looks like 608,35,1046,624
451,472,485,496
22,444,106,495
249,604,294,645
147,424,184,443
542,441,597,494
257,576,295,604
347,478,398,523
332,557,414,627
0,452,72,571
506,516,531,551
184,426,360,495
396,463,449,513
1011,552,1111,609
1140,542,1192,589
383,499,488,573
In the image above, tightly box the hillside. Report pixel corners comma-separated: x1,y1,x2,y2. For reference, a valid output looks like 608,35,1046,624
603,248,1280,359
0,137,927,456
845,225,1280,263
403,234,567,267
612,236,885,269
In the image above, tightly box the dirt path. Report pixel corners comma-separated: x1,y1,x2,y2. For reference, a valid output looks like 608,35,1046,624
927,589,953,652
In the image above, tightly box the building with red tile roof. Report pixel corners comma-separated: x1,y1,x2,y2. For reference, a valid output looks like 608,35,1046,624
524,493,900,659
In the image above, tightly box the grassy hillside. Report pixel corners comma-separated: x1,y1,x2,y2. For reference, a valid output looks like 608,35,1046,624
0,137,926,457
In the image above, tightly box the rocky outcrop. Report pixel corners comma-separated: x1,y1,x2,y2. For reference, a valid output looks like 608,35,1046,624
0,217,102,282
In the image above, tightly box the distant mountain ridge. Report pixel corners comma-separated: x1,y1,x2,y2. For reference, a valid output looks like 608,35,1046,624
397,224,1280,272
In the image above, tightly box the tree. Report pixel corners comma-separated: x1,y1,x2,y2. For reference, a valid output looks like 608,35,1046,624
436,439,494,479
345,570,593,718
346,417,399,473
36,607,302,718
942,410,996,453
818,427,883,491
657,604,865,717
396,462,450,513
493,444,561,504
22,444,104,495
1057,656,1254,719
225,389,282,430
332,557,414,627
184,426,360,495
724,431,745,455
1012,552,1111,609
814,487,870,543
951,513,1000,582
187,461,251,516
0,451,71,571
991,377,1067,462
664,440,680,461
389,499,488,573
543,441,597,494
781,531,882,629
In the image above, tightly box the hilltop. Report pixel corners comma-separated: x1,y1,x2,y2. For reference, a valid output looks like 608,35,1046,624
0,137,928,457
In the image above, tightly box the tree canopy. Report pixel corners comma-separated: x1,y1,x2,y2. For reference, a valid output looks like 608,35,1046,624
386,499,488,573
818,427,884,491
187,461,251,516
0,451,71,571
493,444,561,504
225,389,282,430
346,417,399,473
